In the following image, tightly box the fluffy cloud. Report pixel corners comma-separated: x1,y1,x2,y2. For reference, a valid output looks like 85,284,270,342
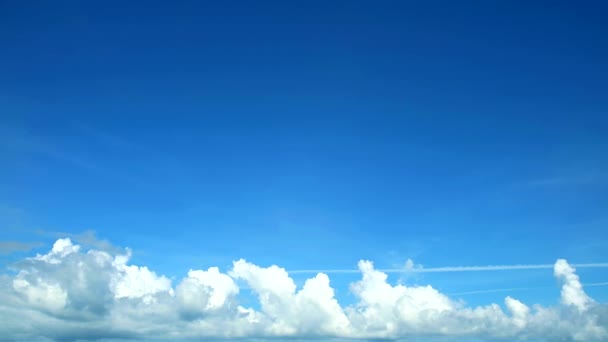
176,267,238,319
0,239,607,342
113,250,173,301
231,259,350,336
554,258,593,311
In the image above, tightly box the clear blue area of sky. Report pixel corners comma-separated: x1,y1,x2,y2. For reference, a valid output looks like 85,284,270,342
1,1,607,307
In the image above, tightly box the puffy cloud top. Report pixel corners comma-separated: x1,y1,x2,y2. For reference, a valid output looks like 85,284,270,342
554,259,593,311
176,266,239,319
1,239,607,342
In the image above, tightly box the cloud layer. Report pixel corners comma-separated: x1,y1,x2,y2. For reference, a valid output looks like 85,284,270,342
1,238,607,342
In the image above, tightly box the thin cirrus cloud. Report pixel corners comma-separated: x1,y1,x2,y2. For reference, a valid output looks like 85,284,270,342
1,238,607,342
288,261,608,274
448,282,608,296
0,241,42,255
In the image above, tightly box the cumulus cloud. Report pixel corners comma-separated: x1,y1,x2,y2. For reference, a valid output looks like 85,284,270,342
231,259,350,336
554,259,593,311
176,267,238,319
0,239,607,342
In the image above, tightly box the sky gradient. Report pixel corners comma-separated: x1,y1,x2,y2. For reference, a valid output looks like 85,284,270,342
1,1,608,341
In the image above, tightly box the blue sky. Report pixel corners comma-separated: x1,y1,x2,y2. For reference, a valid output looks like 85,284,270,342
1,1,608,341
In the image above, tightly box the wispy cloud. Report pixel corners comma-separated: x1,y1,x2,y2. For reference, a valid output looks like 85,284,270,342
586,281,608,287
1,121,147,186
1,122,100,172
525,174,606,187
0,241,42,255
72,122,143,152
33,229,124,255
289,262,608,274
448,282,608,296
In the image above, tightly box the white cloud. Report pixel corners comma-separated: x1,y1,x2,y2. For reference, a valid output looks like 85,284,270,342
1,238,607,342
347,260,454,337
230,259,350,336
505,296,529,328
12,277,68,313
554,258,593,311
37,237,81,263
112,250,173,301
176,267,238,318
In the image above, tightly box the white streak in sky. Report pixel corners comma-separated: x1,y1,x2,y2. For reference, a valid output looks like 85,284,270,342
449,286,549,296
289,263,608,274
448,282,608,296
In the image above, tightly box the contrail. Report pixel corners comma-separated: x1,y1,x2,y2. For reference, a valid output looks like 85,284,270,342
288,263,608,274
584,281,608,288
448,286,549,296
448,282,608,296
